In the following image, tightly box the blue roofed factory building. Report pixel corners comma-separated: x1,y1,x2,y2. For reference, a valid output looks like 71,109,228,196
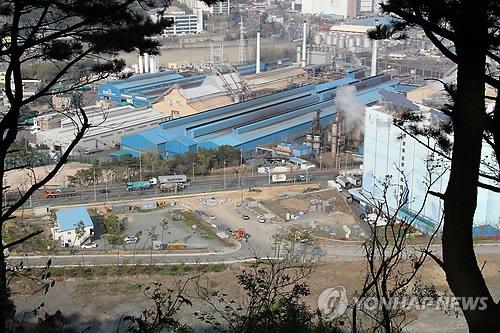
98,71,207,107
52,207,95,247
120,73,400,158
98,59,293,108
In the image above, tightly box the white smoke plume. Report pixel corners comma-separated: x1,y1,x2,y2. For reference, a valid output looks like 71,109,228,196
335,85,365,134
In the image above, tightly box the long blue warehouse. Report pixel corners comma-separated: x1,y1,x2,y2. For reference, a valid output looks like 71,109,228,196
98,71,207,107
121,74,400,158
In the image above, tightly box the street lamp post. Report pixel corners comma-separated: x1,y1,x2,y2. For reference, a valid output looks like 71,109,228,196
192,162,196,181
319,150,323,171
139,154,142,180
223,160,227,190
93,167,97,201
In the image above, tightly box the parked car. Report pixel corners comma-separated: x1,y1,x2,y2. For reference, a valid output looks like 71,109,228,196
81,242,97,249
242,214,250,220
257,216,266,223
97,189,111,194
248,187,262,192
124,236,138,244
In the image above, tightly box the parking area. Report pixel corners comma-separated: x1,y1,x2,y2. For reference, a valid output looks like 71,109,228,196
91,207,229,252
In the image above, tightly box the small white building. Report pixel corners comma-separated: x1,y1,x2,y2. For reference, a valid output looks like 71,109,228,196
52,207,94,247
152,7,204,36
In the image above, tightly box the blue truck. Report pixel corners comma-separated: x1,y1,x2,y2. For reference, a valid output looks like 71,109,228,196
126,181,151,191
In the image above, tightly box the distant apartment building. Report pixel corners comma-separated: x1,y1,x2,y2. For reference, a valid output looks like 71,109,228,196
359,91,500,234
178,0,230,15
357,0,374,13
301,0,374,17
291,0,302,12
152,7,204,36
301,0,356,17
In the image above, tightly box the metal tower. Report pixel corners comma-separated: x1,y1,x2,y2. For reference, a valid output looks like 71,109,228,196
239,16,247,64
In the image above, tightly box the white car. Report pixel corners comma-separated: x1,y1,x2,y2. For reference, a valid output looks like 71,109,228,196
257,216,266,223
81,242,97,249
124,236,139,244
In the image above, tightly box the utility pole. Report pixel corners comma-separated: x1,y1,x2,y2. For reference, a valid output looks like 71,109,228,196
319,150,322,171
223,160,227,190
192,162,196,181
105,178,108,204
344,153,348,175
93,167,97,201
139,154,142,180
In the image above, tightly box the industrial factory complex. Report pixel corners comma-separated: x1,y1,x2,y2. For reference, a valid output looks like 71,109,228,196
26,2,497,238
120,73,397,157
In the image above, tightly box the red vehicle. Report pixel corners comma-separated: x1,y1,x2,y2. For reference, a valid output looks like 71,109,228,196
43,188,76,198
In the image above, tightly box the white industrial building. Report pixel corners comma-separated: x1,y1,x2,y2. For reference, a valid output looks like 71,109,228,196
152,8,204,36
52,207,94,247
357,91,500,233
301,0,357,17
178,0,230,15
301,0,376,17
34,105,169,155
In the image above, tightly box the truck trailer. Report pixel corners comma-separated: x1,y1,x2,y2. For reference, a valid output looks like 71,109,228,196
43,188,76,198
158,175,187,184
160,183,178,192
271,174,287,183
336,176,351,189
126,181,151,191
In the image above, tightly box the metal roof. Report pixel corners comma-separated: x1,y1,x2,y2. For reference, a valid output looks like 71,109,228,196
378,88,419,110
55,207,93,232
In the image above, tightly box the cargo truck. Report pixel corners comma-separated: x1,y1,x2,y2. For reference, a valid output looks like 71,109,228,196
158,175,187,184
43,188,76,198
271,174,287,183
126,181,151,191
160,183,178,192
346,176,361,187
335,176,350,189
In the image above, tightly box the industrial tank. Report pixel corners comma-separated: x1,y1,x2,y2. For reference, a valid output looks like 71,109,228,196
348,37,356,49
363,36,371,48
314,33,322,45
355,36,362,47
326,33,334,45
338,36,345,48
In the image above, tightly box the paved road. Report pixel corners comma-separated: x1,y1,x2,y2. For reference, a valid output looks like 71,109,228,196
21,170,336,208
7,243,499,268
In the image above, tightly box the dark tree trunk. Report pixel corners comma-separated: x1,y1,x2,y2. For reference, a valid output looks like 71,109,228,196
442,3,500,331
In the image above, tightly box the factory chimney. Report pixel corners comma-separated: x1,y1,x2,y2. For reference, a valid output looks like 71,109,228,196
301,21,307,67
331,115,343,164
256,25,261,74
144,53,150,73
138,54,144,73
370,39,378,76
149,55,158,73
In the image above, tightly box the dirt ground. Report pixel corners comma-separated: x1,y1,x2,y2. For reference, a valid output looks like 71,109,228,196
11,255,500,333
4,162,91,190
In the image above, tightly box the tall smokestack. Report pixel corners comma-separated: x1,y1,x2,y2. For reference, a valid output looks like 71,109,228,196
144,53,150,73
302,20,307,67
371,39,378,76
256,26,261,74
138,54,144,73
149,55,157,73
